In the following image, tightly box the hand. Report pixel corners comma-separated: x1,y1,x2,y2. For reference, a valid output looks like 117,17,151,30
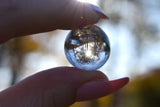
0,67,128,107
0,0,129,107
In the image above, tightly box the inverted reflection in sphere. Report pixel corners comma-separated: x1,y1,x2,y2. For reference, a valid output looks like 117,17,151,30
64,25,110,71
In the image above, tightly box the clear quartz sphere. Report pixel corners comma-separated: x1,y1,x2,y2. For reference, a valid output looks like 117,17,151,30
64,25,110,71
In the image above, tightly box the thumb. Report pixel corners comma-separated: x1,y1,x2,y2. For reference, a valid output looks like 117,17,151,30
5,0,108,39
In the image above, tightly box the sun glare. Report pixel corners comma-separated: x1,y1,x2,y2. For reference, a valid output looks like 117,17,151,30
77,0,98,5
86,50,92,57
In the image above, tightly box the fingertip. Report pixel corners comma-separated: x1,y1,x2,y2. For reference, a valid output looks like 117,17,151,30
38,67,108,87
76,80,111,101
75,77,129,101
70,3,109,29
62,2,102,29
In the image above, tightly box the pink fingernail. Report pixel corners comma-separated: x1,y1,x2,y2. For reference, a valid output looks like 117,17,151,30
88,4,109,19
109,77,129,93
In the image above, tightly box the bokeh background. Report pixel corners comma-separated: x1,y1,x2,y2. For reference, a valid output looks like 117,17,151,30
0,0,160,107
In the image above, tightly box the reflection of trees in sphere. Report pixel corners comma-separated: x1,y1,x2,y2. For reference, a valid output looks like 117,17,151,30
64,25,110,71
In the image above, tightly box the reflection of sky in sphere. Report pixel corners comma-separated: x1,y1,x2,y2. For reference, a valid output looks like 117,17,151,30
65,25,110,71
66,49,109,71
74,42,103,63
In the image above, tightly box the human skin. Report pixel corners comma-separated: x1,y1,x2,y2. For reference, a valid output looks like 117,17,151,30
0,0,129,107
0,0,100,42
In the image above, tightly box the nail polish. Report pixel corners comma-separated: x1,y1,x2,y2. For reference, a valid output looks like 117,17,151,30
88,4,109,19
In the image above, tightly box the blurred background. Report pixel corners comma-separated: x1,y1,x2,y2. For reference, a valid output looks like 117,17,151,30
0,0,160,106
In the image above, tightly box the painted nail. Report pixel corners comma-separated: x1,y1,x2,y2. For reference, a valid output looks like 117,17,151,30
109,77,129,93
88,4,109,19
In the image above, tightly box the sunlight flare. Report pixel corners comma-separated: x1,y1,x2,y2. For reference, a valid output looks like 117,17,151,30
77,0,98,5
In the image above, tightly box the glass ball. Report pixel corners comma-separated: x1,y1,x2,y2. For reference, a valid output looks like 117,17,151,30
64,25,110,71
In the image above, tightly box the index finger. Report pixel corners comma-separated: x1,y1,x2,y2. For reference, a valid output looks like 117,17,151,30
0,0,108,43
